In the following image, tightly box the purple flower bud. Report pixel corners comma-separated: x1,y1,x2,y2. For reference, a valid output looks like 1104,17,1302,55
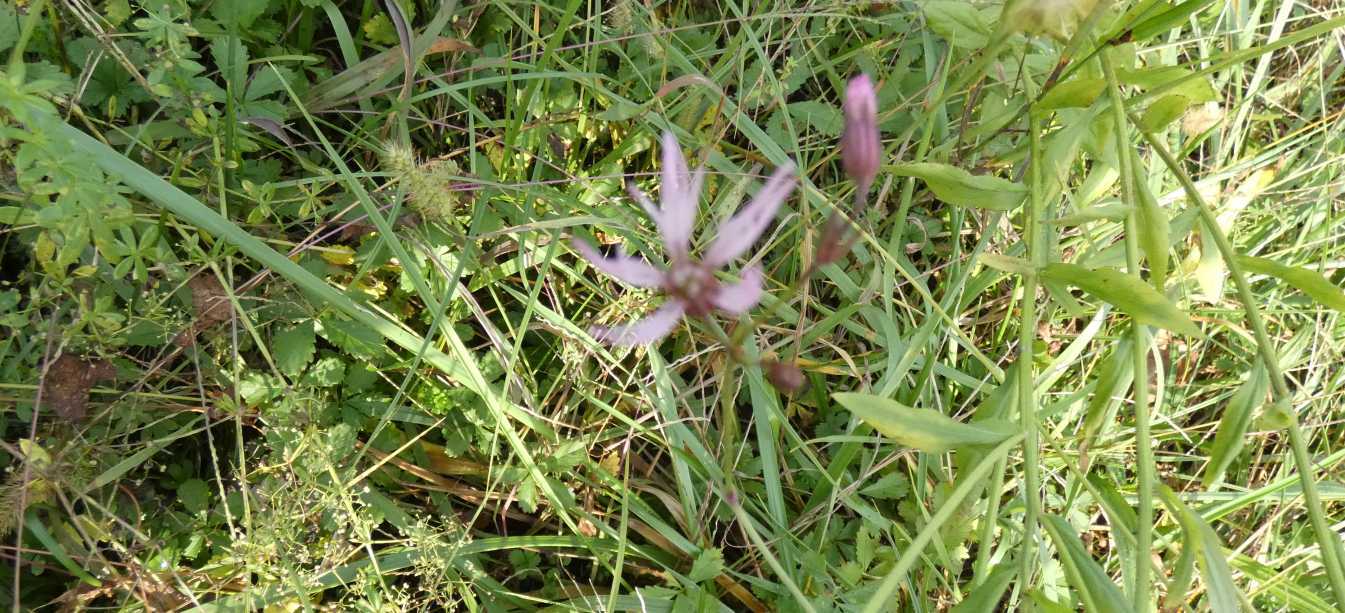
763,357,807,395
841,74,880,194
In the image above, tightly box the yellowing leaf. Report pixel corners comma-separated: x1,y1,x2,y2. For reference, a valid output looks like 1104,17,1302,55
892,163,1026,211
1041,263,1202,336
319,246,356,266
833,392,1014,453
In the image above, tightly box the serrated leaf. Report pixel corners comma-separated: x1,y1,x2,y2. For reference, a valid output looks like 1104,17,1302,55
274,321,316,376
210,0,268,28
892,163,1026,211
303,356,347,387
833,392,1015,453
788,101,843,137
924,1,992,48
1041,263,1202,336
1038,78,1105,111
860,472,910,500
1041,515,1129,613
318,316,386,361
1203,365,1267,488
210,36,249,92
687,547,723,583
1238,255,1345,312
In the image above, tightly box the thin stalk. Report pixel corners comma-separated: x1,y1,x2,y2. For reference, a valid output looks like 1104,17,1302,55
1133,114,1345,605
1017,112,1046,591
1100,52,1153,610
972,455,1009,585
725,492,817,613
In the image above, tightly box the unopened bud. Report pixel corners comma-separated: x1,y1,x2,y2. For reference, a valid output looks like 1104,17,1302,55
841,74,880,194
763,357,807,395
815,214,852,267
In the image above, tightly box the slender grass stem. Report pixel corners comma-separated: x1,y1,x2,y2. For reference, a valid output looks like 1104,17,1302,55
1133,113,1345,605
1017,111,1046,592
1100,51,1154,610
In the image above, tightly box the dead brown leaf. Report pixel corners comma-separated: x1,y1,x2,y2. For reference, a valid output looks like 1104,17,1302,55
40,354,116,422
187,273,234,329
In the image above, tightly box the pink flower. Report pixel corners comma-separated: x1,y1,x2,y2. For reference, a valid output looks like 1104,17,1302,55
841,74,880,194
572,131,797,345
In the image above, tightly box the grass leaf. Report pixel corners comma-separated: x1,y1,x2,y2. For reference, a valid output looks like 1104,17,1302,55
891,162,1027,211
1041,515,1129,613
833,392,1015,453
1238,255,1345,312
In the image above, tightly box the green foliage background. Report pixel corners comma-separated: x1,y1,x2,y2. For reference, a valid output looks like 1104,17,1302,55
1,0,1344,610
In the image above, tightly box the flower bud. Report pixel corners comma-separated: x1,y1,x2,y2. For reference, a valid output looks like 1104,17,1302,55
763,357,807,395
841,74,880,194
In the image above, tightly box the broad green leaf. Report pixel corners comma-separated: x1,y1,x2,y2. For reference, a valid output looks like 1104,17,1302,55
1139,94,1192,131
1041,263,1202,336
1038,78,1105,111
923,1,992,48
1238,255,1345,312
1041,515,1129,613
833,392,1014,453
178,478,211,515
1119,66,1217,102
1203,365,1268,488
892,163,1027,211
274,320,317,376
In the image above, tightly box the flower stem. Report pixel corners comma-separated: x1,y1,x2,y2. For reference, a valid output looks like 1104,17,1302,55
1017,110,1046,593
1132,110,1345,605
1101,52,1154,609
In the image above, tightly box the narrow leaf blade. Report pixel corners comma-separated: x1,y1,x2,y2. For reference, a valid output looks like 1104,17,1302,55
1238,255,1345,312
892,162,1027,211
833,392,1014,453
1041,263,1202,336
